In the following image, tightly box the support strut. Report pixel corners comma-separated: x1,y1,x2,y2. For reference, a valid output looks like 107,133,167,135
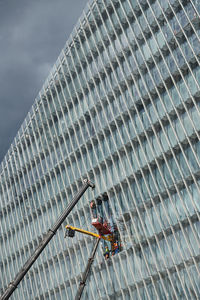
75,237,100,300
1,179,94,300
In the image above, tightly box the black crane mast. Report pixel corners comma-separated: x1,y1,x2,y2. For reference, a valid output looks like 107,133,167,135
75,237,101,300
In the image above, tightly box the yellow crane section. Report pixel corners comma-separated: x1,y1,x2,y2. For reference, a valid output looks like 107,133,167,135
65,225,113,242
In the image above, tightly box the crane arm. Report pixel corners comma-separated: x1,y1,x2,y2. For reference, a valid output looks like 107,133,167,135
65,225,113,242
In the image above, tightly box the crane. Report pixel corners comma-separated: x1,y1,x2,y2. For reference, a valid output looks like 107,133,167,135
0,179,94,300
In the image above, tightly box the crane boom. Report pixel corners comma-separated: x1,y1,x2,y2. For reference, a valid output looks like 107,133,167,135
0,179,94,300
65,225,113,242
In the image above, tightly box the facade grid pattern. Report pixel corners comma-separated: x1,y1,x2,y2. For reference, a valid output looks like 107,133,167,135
0,0,200,299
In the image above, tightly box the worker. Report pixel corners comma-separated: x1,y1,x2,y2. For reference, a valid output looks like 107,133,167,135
104,246,110,260
90,200,97,218
114,241,119,254
90,200,96,209
103,219,109,229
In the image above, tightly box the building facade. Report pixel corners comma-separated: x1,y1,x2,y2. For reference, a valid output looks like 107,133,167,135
0,0,200,299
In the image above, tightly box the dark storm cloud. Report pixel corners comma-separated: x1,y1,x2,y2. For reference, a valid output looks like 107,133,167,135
0,0,88,163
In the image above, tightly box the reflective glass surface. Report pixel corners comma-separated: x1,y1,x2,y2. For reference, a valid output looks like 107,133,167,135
0,0,200,299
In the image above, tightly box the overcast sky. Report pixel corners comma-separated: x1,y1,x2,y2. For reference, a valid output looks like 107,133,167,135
0,0,88,164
